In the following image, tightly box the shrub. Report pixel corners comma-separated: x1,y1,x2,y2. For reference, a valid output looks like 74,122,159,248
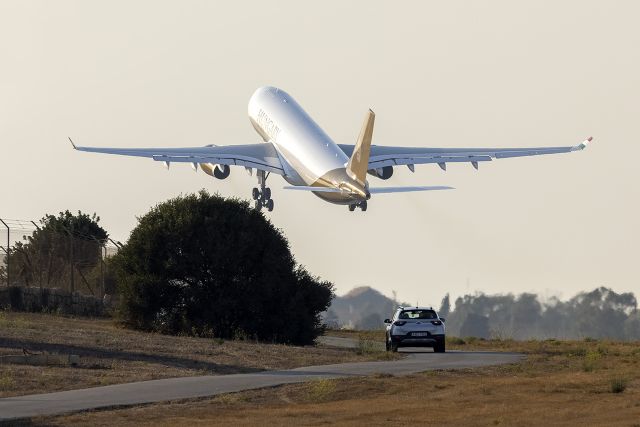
610,377,628,393
571,347,587,357
582,350,601,372
112,191,334,345
356,335,379,355
447,337,466,345
307,379,337,402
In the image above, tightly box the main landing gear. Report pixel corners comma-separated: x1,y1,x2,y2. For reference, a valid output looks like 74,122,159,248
253,170,274,212
348,201,367,212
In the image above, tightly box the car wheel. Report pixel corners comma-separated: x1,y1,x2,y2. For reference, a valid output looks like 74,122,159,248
434,340,446,353
391,343,399,353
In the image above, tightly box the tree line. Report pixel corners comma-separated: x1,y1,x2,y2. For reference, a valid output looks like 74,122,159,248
439,287,640,340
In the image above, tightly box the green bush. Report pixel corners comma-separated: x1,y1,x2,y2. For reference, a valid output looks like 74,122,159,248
582,350,601,372
610,377,628,393
112,191,334,345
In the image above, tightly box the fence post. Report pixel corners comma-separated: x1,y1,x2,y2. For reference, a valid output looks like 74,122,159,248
100,245,105,297
69,232,74,293
0,219,9,287
91,237,106,297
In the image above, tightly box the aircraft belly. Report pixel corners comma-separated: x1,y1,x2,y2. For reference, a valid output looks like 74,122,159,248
312,192,355,205
248,86,348,184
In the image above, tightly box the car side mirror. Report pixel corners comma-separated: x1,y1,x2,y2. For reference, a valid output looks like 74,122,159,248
384,319,391,324
440,318,445,322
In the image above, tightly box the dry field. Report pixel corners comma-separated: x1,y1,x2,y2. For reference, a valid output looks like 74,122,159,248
34,338,640,426
0,311,382,398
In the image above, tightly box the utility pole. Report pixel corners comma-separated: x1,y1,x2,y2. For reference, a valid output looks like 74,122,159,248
0,219,9,287
30,221,42,290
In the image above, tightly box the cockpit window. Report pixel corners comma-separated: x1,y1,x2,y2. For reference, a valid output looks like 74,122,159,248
399,310,437,320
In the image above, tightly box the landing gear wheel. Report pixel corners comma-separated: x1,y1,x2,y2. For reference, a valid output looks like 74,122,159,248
253,171,275,212
348,204,356,212
360,201,368,211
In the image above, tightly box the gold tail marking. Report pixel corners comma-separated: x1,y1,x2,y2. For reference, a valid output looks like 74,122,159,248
347,109,375,185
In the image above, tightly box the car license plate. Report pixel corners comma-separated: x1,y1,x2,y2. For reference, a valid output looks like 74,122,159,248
412,332,429,337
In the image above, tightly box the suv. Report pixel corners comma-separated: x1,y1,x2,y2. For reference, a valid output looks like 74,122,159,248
384,306,446,353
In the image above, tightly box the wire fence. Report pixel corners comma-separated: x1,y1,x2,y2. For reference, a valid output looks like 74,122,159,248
0,217,121,297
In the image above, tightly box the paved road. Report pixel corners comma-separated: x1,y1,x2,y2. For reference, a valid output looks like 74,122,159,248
0,339,523,420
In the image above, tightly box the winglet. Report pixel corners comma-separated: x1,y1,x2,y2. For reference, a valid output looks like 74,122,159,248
572,136,593,151
68,137,77,150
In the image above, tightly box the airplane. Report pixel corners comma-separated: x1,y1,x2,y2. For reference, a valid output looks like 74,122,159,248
70,86,592,212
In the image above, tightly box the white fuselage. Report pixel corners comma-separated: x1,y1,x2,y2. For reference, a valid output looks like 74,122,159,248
248,86,364,204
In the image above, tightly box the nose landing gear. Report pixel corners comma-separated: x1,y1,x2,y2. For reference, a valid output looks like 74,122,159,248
348,200,367,212
253,170,274,212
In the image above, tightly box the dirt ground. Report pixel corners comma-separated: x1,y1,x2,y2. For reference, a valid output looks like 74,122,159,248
30,338,640,426
0,312,382,398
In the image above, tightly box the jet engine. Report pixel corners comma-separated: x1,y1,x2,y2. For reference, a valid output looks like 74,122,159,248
213,164,230,179
201,163,231,180
367,166,393,180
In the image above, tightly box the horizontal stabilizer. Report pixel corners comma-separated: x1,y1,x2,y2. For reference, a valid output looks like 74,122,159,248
369,186,454,194
283,186,345,193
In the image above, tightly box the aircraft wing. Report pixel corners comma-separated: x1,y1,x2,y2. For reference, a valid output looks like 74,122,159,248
338,137,592,171
70,139,285,175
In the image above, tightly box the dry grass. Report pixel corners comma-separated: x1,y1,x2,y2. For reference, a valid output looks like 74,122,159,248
37,338,640,426
0,312,378,398
325,328,386,342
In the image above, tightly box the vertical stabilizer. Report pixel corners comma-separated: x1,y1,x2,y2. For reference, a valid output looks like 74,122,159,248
347,109,375,185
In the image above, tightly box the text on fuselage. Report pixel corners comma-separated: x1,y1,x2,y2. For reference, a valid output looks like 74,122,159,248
257,109,281,142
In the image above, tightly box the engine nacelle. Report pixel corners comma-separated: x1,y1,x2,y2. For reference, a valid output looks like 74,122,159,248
213,164,230,179
201,163,231,180
367,166,393,180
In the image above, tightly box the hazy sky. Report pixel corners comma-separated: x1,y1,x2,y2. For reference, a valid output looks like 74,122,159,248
1,1,639,306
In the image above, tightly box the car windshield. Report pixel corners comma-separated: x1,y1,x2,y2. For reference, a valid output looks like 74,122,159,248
399,310,437,320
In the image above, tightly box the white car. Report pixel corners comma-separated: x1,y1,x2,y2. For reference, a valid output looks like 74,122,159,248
384,307,446,353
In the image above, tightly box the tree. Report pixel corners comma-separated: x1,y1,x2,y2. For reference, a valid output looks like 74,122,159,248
112,191,334,345
438,293,451,318
1,211,107,293
459,313,490,339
